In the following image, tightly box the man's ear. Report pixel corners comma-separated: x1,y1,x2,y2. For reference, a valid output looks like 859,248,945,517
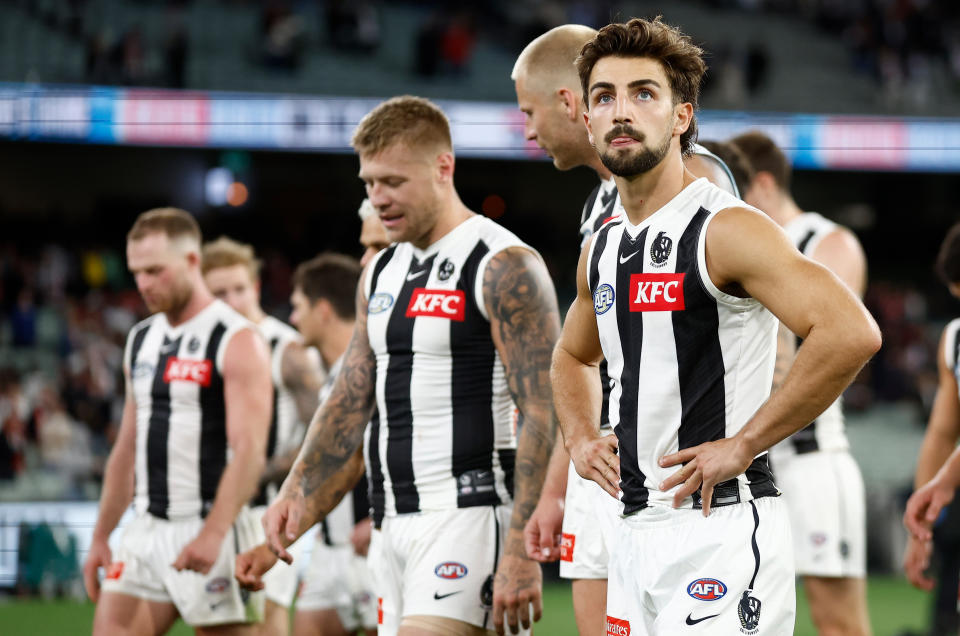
558,88,581,121
673,102,693,137
436,151,455,183
583,111,595,146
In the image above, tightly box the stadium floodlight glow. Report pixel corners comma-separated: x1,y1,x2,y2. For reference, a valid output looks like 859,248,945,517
205,167,233,207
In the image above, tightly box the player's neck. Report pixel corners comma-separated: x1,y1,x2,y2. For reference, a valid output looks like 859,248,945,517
320,319,353,369
165,285,214,327
412,192,473,251
248,306,267,324
613,152,690,225
770,194,804,228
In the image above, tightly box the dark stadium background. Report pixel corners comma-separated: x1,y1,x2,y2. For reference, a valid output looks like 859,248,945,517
2,1,960,634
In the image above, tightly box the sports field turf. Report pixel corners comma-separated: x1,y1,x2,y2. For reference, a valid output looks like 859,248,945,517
0,577,931,635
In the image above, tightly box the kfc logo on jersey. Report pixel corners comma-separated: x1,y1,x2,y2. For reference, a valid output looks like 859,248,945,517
629,273,685,312
163,357,213,386
406,289,466,321
687,578,727,601
606,616,631,636
560,533,575,562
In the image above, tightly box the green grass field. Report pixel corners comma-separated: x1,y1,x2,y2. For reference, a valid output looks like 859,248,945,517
0,577,931,635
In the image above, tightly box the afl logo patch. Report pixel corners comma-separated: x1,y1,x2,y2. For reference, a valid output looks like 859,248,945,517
687,578,727,601
437,258,455,281
594,283,615,315
368,293,394,314
434,562,468,579
649,231,672,267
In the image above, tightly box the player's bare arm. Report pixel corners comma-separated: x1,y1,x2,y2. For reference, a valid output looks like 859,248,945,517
83,386,137,602
523,430,570,562
264,278,375,561
173,327,272,573
260,341,323,484
810,226,868,298
903,327,960,578
660,207,881,515
771,322,796,392
552,240,618,498
484,246,562,636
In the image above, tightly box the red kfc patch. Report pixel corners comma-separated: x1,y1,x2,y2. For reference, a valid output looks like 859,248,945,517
560,533,575,562
628,273,685,312
405,289,466,322
106,562,125,581
163,357,212,386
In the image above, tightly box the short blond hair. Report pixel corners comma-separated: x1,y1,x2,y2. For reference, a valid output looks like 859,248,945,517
127,207,201,246
201,236,261,280
512,25,598,95
351,96,452,158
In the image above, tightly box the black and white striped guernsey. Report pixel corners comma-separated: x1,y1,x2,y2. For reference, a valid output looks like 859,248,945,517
945,318,960,400
771,211,849,460
587,178,780,515
124,299,253,520
252,315,308,506
361,215,529,525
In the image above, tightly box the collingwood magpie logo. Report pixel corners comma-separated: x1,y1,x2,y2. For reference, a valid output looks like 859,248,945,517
649,231,672,267
738,590,761,634
437,258,455,281
187,336,201,353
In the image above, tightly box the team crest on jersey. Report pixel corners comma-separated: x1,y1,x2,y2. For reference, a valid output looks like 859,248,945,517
738,590,762,634
437,258,456,281
594,283,615,315
187,336,201,353
368,293,394,314
649,231,672,267
406,289,465,321
687,578,727,601
163,357,213,386
629,273,685,312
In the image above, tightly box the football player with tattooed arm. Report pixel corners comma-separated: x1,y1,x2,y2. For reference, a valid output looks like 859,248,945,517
257,96,561,636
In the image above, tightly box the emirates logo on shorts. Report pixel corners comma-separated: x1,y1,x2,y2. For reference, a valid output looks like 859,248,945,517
105,562,124,580
606,616,631,636
560,533,575,562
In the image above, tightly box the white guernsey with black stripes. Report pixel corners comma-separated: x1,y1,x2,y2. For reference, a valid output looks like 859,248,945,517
252,315,305,507
125,299,252,520
771,212,848,459
587,178,780,513
362,215,523,525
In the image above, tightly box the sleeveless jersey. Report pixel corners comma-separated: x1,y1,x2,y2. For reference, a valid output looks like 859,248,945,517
587,178,779,514
771,211,850,460
251,315,308,506
945,318,960,399
124,299,253,520
578,145,740,432
362,215,527,524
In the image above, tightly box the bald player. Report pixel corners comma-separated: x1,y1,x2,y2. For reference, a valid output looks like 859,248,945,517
512,25,742,636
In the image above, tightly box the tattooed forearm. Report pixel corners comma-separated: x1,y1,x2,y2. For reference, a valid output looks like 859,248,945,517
484,247,562,550
772,322,797,392
284,284,377,519
281,343,322,426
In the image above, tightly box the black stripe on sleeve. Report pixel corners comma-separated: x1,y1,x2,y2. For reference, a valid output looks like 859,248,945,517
198,322,228,515
579,184,601,228
147,334,181,519
588,221,615,296
615,227,649,515
674,208,727,453
265,337,281,459
369,245,397,293
952,325,960,378
451,242,501,508
384,254,437,515
367,408,385,526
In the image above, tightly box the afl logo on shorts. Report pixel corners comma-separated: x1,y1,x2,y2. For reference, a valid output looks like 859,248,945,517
687,578,727,601
434,562,468,580
594,283,615,315
649,231,672,267
368,293,394,314
205,577,230,594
